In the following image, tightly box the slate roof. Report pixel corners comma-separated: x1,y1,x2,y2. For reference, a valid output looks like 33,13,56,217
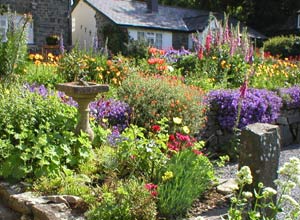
80,0,266,38
83,0,206,31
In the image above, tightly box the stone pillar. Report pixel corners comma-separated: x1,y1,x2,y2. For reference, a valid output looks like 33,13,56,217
239,123,281,191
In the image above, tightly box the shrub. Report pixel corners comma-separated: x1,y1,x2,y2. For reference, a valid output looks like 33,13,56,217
57,48,107,82
0,85,92,181
118,73,206,134
102,124,169,180
263,35,300,59
124,39,149,60
157,145,214,219
208,88,282,131
86,178,157,220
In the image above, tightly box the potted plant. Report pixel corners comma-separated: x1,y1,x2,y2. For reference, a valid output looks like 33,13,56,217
46,34,60,45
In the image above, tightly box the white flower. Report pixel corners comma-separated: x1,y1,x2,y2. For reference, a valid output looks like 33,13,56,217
262,187,277,198
282,194,300,207
242,191,253,199
236,166,253,186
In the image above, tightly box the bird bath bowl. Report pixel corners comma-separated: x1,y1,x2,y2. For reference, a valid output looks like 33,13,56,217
56,82,109,141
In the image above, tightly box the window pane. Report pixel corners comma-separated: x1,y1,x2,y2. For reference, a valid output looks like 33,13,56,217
155,33,162,49
137,31,145,41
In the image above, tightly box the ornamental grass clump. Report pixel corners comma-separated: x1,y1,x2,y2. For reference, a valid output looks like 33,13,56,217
117,72,206,134
208,88,282,131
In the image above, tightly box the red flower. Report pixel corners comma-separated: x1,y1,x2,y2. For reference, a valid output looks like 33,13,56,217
192,149,203,155
151,125,161,133
145,183,158,197
168,134,175,142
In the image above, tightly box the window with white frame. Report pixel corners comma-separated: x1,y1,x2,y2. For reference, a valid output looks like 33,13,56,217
137,31,163,48
0,14,34,44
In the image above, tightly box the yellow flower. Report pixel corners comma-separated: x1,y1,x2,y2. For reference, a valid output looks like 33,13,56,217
183,126,190,134
162,171,174,182
173,117,182,124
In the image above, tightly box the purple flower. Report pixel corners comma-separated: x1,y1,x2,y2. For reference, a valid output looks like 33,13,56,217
89,98,131,130
278,86,300,109
208,88,282,130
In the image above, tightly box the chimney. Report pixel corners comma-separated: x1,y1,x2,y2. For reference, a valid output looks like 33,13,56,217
147,0,158,13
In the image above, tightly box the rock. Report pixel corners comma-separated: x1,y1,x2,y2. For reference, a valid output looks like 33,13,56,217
217,179,238,195
239,123,280,196
44,195,85,209
32,203,69,220
9,192,48,215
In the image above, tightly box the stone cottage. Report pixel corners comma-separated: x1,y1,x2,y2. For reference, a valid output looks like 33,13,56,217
0,0,72,46
71,0,266,50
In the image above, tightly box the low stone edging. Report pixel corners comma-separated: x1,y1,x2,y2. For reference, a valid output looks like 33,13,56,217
0,181,86,220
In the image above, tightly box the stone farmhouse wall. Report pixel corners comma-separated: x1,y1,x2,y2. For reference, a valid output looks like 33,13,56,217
0,0,71,46
203,106,300,152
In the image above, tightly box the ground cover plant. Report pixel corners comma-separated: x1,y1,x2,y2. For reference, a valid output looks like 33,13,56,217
1,13,300,220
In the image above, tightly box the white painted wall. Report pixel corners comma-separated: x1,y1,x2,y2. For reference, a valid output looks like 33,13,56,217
128,27,172,50
72,0,97,49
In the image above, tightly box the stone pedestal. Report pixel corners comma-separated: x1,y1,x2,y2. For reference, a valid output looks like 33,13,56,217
56,82,109,141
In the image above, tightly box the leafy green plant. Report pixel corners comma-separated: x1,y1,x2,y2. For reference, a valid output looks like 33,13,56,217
118,73,206,134
227,158,300,220
57,48,107,82
101,123,169,181
87,178,157,220
264,35,300,59
157,145,214,219
0,85,92,181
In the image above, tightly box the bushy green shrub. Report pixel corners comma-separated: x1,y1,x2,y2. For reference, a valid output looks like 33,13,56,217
263,35,300,58
157,147,214,219
87,178,157,220
118,73,206,134
0,85,92,181
124,39,149,60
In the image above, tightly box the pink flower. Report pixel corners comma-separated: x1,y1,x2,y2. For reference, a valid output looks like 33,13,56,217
239,79,248,99
145,183,158,197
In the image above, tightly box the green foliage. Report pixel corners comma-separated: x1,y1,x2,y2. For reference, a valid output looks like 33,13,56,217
99,123,169,181
33,170,95,204
101,24,129,55
263,35,300,58
20,62,63,88
118,73,206,134
0,85,92,181
57,48,107,82
227,159,300,220
0,13,30,81
157,147,214,219
87,178,157,220
124,39,149,60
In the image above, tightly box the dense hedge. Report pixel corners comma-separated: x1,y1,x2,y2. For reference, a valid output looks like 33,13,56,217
263,35,300,59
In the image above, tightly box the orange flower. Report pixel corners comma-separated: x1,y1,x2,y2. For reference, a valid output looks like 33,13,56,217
148,47,157,55
106,60,112,66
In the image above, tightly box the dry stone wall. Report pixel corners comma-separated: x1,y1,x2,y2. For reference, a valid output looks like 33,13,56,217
203,106,300,152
